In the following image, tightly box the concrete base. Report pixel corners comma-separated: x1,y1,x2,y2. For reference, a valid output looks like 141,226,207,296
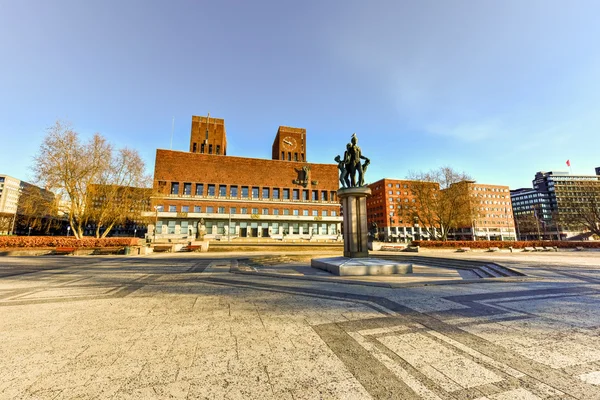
190,241,210,252
311,257,413,276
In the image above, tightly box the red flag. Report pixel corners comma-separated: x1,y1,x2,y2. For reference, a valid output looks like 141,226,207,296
566,160,571,167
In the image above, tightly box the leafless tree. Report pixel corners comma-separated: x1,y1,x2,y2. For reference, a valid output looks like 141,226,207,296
16,184,60,233
404,167,473,241
0,213,14,235
33,121,150,238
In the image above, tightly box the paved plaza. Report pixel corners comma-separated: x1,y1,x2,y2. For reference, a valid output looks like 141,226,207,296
1,251,600,399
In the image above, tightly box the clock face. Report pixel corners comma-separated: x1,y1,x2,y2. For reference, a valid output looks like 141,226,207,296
282,136,297,150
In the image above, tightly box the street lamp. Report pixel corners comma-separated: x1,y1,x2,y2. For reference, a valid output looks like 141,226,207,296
66,226,70,236
153,205,159,243
134,228,137,238
28,226,32,236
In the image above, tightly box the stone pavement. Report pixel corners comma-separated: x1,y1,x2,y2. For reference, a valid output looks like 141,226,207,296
1,252,600,399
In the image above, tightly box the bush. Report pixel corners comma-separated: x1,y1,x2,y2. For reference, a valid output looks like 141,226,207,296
0,236,139,249
411,240,600,249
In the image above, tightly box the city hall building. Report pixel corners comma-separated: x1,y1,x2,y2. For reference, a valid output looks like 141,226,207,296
148,115,342,240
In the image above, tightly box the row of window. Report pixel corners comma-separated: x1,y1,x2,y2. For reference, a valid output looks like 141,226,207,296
192,142,223,155
156,220,337,235
156,204,338,216
386,183,411,189
280,151,305,162
163,182,336,202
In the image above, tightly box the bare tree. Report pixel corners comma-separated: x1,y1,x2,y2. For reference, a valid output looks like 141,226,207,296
86,149,151,238
33,121,150,238
0,213,14,235
404,167,473,241
16,184,60,234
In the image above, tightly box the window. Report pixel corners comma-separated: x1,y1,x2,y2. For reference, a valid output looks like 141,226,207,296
388,184,392,187
156,205,164,212
206,206,214,213
217,207,225,214
262,187,270,199
252,208,259,214
168,220,176,234
294,153,298,161
230,207,237,214
303,190,309,201
330,192,337,202
192,143,197,152
181,220,189,232
389,191,393,195
216,145,220,155
242,186,249,198
194,206,201,213
332,211,337,216
293,209,299,216
303,210,309,216
283,209,290,215
241,208,248,214
169,205,176,212
273,209,280,215
252,187,259,198
209,144,213,154
171,182,179,195
201,143,205,153
293,189,299,200
273,188,280,199
195,184,204,196
207,184,215,196
322,210,328,216
283,189,290,200
156,221,163,234
321,191,327,201
312,191,318,201
230,186,238,197
312,210,318,216
181,205,189,212
219,185,227,197
183,183,192,195
262,208,269,215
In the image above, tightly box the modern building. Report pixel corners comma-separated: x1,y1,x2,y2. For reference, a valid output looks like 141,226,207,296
510,188,553,240
511,169,600,240
0,175,21,234
0,174,56,235
147,115,342,241
366,178,438,242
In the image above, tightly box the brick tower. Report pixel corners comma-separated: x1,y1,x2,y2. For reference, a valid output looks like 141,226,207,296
189,114,227,155
272,126,306,162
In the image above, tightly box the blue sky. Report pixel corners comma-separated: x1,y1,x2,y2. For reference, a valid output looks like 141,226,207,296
1,0,599,190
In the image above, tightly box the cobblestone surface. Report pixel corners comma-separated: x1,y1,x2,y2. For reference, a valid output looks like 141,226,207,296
1,252,600,399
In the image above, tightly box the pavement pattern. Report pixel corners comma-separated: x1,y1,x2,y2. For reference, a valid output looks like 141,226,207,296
1,251,600,399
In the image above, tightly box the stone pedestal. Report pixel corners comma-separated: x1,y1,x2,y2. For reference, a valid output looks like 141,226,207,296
339,187,371,258
311,186,413,276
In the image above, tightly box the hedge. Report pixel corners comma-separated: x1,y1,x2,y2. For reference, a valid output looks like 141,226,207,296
0,236,140,249
411,240,600,249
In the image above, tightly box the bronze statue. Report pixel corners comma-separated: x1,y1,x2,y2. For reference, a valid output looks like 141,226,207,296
334,154,350,188
343,133,370,187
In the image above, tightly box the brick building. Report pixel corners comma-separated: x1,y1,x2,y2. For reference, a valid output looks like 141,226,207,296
367,178,436,242
454,181,516,241
367,178,516,242
148,115,342,240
